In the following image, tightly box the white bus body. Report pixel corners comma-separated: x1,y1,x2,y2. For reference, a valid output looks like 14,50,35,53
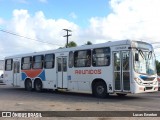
4,40,158,98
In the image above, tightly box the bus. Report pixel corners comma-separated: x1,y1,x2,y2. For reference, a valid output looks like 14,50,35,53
0,60,4,83
3,40,158,98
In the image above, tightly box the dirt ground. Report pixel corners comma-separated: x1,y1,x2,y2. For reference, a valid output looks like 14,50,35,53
0,84,160,120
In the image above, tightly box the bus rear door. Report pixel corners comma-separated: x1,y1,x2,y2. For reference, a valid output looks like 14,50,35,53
56,56,67,89
13,60,20,87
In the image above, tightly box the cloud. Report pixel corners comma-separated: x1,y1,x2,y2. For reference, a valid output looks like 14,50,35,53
0,18,4,25
1,0,160,60
85,0,160,43
69,12,77,19
79,0,160,60
0,9,79,59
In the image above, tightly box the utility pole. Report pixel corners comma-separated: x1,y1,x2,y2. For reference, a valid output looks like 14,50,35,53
63,29,72,48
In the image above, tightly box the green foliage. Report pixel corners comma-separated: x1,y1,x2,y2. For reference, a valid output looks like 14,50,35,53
156,60,160,75
85,41,92,45
66,41,77,48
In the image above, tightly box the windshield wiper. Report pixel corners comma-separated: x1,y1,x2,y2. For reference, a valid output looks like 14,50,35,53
148,51,152,60
137,48,145,59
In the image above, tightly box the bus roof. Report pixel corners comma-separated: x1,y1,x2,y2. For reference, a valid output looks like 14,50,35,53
4,39,149,59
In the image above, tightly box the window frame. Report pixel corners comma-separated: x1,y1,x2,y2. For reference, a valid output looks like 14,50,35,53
32,55,44,69
92,47,110,67
68,51,74,68
74,49,91,67
5,59,13,71
44,53,55,69
21,56,32,70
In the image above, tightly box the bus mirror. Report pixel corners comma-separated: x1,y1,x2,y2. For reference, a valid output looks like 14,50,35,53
135,53,139,61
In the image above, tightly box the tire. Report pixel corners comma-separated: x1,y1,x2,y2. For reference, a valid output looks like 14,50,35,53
25,79,32,91
34,80,42,92
116,93,127,97
93,81,108,98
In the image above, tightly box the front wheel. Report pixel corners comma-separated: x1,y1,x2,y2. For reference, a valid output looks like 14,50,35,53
93,81,108,98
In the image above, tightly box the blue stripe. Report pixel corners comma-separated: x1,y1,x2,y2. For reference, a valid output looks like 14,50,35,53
38,70,46,81
21,72,27,81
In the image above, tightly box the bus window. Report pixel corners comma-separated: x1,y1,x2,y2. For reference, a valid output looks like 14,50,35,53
114,53,120,71
57,58,62,72
33,55,44,69
92,47,110,66
123,51,129,70
68,51,74,68
5,59,13,71
63,57,67,72
21,57,32,70
74,50,91,67
44,54,55,69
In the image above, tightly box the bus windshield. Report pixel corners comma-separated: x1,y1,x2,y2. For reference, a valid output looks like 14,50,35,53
134,49,156,75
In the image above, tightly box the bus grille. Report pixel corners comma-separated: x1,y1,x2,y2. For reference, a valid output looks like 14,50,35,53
145,87,153,90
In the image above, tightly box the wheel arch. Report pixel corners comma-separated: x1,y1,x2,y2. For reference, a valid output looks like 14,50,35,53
24,78,32,87
91,78,107,91
34,78,43,89
33,78,43,89
24,78,32,91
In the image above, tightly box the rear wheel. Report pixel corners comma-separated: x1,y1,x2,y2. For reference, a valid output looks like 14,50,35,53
93,81,108,98
34,80,42,92
25,79,32,91
116,93,127,97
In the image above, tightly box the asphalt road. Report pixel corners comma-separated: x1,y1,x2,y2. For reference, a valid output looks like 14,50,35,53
0,84,160,120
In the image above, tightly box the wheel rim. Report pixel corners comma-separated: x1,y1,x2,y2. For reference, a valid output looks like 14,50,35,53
26,80,32,90
36,82,41,91
97,86,104,95
27,81,32,88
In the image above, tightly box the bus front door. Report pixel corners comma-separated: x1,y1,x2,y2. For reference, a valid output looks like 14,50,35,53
13,61,20,87
57,57,67,88
113,51,130,92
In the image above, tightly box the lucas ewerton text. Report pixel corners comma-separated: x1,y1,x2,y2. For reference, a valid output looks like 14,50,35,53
133,112,157,117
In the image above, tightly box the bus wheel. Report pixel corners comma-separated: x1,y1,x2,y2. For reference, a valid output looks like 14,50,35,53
93,81,108,98
116,93,127,97
25,79,32,91
34,80,42,92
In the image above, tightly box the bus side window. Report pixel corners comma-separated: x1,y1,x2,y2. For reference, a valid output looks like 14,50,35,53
33,55,44,69
68,51,74,68
44,54,55,69
86,54,91,67
92,47,110,66
21,57,32,70
74,50,91,67
5,59,13,71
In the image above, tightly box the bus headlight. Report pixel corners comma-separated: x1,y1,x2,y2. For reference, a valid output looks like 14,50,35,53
134,77,142,85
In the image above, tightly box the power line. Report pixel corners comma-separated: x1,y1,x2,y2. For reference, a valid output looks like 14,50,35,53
0,29,63,46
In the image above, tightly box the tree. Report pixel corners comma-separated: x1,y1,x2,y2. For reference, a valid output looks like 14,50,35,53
156,60,160,75
66,41,77,48
85,41,92,45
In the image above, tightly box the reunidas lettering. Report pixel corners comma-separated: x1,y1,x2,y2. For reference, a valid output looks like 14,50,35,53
75,69,101,74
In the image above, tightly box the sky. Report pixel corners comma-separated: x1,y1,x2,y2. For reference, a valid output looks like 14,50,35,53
0,0,160,61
